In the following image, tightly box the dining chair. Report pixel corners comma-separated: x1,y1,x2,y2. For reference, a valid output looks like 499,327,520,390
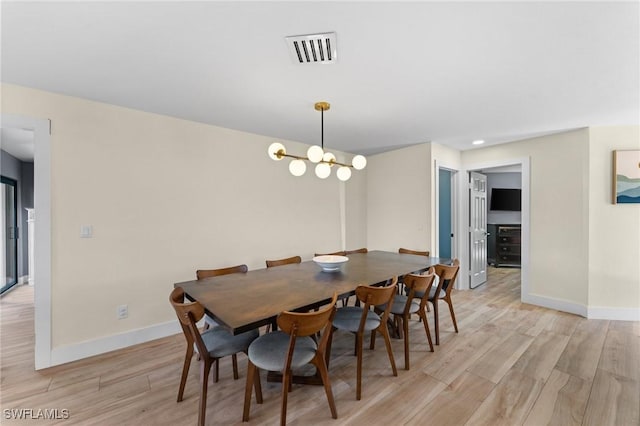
375,270,435,370
243,293,338,426
398,247,430,257
430,259,460,345
345,247,368,254
315,250,346,256
327,278,398,400
170,287,260,426
265,256,302,268
397,247,430,296
195,263,252,375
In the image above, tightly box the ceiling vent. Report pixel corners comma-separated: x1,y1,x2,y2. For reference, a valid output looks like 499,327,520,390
285,32,337,64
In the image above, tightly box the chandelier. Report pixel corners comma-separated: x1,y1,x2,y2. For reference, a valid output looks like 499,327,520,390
267,102,366,181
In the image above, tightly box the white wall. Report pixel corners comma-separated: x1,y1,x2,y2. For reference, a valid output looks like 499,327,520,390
587,126,640,318
462,130,591,308
1,84,368,361
366,143,431,253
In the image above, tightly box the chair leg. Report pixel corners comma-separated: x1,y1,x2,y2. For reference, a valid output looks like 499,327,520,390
198,359,212,426
419,310,434,352
356,332,364,400
214,358,219,383
369,329,376,350
177,345,193,402
281,368,290,426
232,354,239,380
254,365,263,404
313,356,337,419
243,361,258,422
446,297,459,333
402,315,410,370
378,323,398,377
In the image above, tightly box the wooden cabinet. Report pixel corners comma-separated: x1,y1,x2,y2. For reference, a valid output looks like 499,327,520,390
488,224,521,267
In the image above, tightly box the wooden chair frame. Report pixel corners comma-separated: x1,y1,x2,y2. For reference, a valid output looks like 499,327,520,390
431,259,460,345
398,247,430,257
394,270,436,369
328,278,398,400
170,287,260,426
265,256,302,268
196,264,248,280
345,248,368,254
315,251,346,256
195,263,250,370
243,293,338,426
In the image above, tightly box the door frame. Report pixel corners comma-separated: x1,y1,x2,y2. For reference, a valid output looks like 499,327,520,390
456,157,530,297
1,114,51,369
1,176,19,293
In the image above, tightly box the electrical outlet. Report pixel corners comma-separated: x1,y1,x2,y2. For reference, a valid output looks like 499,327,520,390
117,304,128,319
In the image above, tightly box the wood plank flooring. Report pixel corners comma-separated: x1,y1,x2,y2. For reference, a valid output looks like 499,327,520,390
1,268,639,425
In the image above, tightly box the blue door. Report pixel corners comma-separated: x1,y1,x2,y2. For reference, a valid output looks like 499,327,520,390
438,169,452,259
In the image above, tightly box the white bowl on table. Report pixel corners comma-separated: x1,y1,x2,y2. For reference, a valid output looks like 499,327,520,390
312,255,349,273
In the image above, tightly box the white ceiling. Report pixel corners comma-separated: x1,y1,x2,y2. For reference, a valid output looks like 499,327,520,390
1,1,638,158
1,128,34,162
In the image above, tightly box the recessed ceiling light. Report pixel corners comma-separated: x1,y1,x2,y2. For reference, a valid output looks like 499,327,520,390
472,140,485,145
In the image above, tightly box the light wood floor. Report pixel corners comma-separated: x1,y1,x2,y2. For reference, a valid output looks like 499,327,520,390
1,268,639,425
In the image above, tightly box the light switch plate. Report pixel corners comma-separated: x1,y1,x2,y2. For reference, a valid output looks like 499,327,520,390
80,225,93,238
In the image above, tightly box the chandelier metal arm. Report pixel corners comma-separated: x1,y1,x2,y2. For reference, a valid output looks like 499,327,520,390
274,149,352,168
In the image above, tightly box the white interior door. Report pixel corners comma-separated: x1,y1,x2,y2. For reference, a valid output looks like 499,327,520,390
469,172,487,288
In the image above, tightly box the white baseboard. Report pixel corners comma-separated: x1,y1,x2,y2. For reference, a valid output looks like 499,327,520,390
50,320,182,367
587,306,640,321
522,293,588,318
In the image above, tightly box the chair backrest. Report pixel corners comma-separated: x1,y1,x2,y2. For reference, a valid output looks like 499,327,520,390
398,248,430,257
277,293,338,338
170,287,209,359
315,251,346,256
354,277,398,329
433,259,460,295
277,293,338,362
403,269,436,313
196,264,248,280
265,256,302,268
345,248,368,254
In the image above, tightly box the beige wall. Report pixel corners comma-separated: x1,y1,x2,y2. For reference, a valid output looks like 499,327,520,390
462,129,591,306
366,143,432,253
1,84,367,348
588,126,640,311
3,82,636,362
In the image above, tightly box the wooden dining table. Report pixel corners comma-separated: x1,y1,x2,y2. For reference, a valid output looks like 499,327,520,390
175,250,448,336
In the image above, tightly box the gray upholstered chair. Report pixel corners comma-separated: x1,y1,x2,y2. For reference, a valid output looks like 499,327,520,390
196,263,254,360
327,278,398,400
242,293,338,426
430,259,460,345
376,269,436,370
170,287,260,426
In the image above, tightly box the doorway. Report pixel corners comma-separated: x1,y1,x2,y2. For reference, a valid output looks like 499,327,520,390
438,169,453,259
457,157,529,298
1,176,18,294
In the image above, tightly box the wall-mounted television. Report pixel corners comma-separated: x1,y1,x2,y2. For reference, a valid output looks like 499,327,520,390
490,188,521,211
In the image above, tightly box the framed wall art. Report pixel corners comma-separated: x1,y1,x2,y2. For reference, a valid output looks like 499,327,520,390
613,150,640,204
